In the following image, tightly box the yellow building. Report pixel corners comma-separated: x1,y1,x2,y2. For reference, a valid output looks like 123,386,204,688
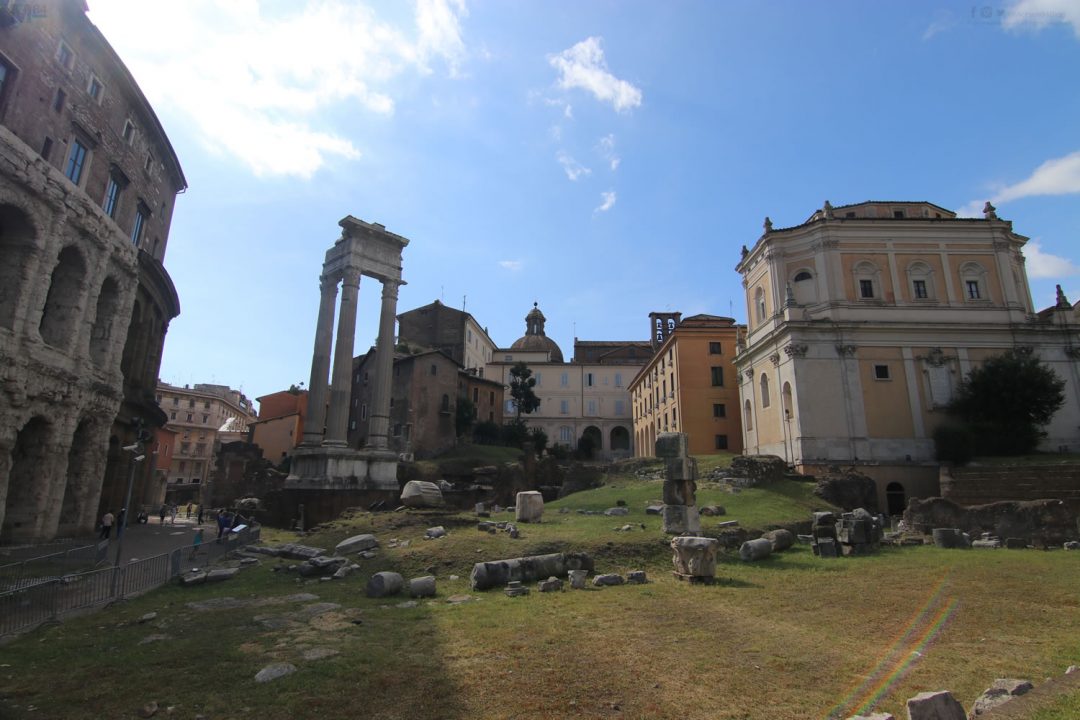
735,201,1080,512
630,314,745,457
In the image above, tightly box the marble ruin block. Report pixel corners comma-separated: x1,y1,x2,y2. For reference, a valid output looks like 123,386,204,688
671,536,719,578
654,432,688,459
400,481,443,508
739,538,773,562
662,505,701,535
515,491,544,523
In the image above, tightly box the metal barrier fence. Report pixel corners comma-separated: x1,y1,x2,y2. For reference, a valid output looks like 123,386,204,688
0,524,261,639
0,542,109,590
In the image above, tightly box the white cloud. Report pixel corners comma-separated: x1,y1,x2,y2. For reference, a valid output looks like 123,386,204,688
1003,0,1080,39
1024,240,1080,278
564,104,574,119
416,0,469,76
958,149,1080,216
557,151,591,181
594,191,616,213
549,37,642,112
597,133,620,171
499,260,524,271
922,13,955,41
87,0,469,178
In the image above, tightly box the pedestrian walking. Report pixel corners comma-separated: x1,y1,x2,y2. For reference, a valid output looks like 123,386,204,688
189,527,204,561
186,503,193,519
197,505,204,525
169,504,177,524
100,510,115,539
116,508,126,538
159,504,167,524
216,510,230,543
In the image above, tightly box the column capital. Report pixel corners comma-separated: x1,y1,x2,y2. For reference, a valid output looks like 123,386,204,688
319,275,339,295
381,278,401,300
341,266,362,286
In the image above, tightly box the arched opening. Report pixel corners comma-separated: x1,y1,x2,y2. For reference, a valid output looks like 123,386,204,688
3,416,54,543
57,419,97,536
580,425,602,458
743,399,753,431
754,287,767,323
440,394,450,413
886,481,907,516
760,373,771,408
791,269,817,305
610,425,630,452
89,277,121,367
782,381,793,420
39,245,87,349
0,204,39,331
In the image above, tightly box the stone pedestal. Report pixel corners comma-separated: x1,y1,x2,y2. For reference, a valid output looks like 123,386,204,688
671,536,719,579
516,491,544,523
286,446,399,491
662,504,701,534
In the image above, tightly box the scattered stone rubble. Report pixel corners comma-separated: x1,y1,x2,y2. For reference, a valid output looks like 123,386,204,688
812,509,883,558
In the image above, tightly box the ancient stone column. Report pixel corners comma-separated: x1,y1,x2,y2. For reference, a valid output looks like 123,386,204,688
302,275,339,445
366,279,399,449
324,266,361,446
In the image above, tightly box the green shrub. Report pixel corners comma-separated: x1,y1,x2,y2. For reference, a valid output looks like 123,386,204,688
933,423,975,465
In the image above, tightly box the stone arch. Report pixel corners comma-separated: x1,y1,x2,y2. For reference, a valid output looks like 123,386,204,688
89,276,121,367
56,418,98,537
3,416,54,543
886,481,906,516
610,425,630,452
39,245,87,349
0,204,39,331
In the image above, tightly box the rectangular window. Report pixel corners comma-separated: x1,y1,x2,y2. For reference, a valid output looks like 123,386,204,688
615,400,625,415
186,413,193,422
53,88,65,113
360,404,367,420
473,388,479,403
874,364,890,380
57,42,74,69
122,119,135,143
169,411,176,420
709,342,722,354
87,75,103,102
202,414,209,424
586,399,597,415
489,391,494,404
64,138,88,185
966,280,981,299
144,152,154,172
710,366,724,387
195,443,207,455
103,176,122,218
188,399,195,408
505,399,515,413
504,354,512,362
172,397,178,406
131,204,148,245
534,372,541,387
40,136,53,161
430,364,437,376
713,403,726,418
893,209,905,219
586,373,594,387
560,372,569,387
859,279,874,299
913,279,928,299
715,434,729,450
560,400,569,415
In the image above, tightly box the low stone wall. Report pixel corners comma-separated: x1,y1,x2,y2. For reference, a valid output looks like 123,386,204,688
904,496,1078,546
941,464,1080,508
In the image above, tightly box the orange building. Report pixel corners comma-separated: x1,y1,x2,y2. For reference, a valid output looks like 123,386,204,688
250,389,308,466
630,314,745,457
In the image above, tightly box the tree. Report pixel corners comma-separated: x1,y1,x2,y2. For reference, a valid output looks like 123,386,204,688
528,427,548,457
946,349,1065,456
508,361,541,421
455,396,476,438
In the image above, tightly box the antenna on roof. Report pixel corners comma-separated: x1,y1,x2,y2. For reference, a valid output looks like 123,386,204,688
463,295,466,313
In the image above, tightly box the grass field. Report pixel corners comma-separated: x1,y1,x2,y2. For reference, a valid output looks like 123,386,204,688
2,465,1078,720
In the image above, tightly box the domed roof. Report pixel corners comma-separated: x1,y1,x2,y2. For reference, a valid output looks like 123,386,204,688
510,302,563,362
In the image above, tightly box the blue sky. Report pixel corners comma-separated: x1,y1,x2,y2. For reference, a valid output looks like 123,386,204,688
87,0,1080,411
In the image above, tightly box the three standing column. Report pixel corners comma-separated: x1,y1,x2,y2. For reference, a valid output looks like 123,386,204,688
367,279,400,449
302,275,339,445
324,267,362,446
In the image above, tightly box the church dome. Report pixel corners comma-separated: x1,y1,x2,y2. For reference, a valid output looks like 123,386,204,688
510,303,564,362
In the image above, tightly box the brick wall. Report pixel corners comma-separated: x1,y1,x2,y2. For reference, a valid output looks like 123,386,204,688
941,465,1080,507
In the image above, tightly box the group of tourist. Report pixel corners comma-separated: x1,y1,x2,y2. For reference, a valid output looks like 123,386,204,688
97,504,253,541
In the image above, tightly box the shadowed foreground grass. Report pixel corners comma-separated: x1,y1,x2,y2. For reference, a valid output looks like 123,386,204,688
1,476,1078,720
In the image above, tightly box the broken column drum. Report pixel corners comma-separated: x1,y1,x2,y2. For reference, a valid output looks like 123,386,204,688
287,217,409,492
671,536,719,579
